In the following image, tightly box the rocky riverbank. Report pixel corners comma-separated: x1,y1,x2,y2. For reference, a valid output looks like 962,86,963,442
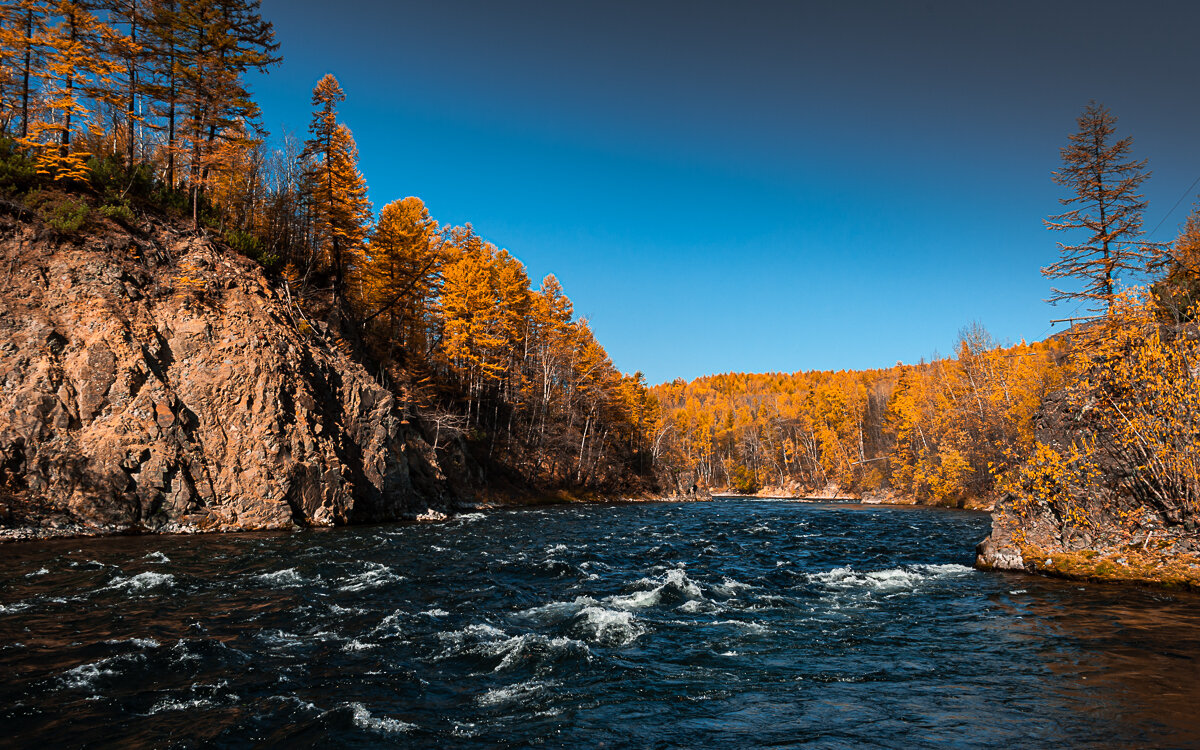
976,365,1200,591
0,207,483,541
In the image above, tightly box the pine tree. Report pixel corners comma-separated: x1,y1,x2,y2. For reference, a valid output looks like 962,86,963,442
301,73,370,301
1044,101,1157,315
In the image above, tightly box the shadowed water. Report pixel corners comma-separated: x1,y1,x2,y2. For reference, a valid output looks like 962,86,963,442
2,500,1198,748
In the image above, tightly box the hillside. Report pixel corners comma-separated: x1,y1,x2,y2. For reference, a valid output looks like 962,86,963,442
0,200,503,539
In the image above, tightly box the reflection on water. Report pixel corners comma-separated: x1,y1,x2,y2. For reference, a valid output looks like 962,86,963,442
1,501,1198,748
998,585,1200,744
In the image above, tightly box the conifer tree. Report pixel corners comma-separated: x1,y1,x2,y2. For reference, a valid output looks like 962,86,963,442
140,0,180,185
101,0,151,168
170,0,277,218
301,73,371,301
0,0,49,139
358,196,444,361
1044,101,1157,315
23,1,122,182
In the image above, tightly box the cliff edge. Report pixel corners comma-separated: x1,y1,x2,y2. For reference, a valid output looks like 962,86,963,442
0,205,470,540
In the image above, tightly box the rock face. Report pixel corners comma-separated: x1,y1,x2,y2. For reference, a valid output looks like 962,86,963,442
0,213,465,539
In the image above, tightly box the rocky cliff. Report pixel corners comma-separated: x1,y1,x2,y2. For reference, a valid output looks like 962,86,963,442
0,207,473,540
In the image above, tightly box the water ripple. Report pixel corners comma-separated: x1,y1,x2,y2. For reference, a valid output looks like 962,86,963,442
1,501,1199,747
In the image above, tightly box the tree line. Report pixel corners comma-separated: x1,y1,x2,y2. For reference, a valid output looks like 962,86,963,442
650,331,1063,505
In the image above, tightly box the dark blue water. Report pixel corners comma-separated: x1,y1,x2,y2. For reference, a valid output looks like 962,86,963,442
2,501,1199,749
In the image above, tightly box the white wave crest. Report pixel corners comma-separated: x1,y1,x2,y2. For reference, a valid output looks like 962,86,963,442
518,596,598,625
343,639,377,652
106,572,175,592
676,599,720,614
916,563,975,576
62,660,118,689
254,568,305,587
436,624,590,671
349,702,415,734
811,563,974,593
420,608,449,618
25,567,50,577
148,697,214,714
338,562,404,592
576,606,646,646
477,679,545,707
711,619,769,634
0,601,32,614
610,568,704,610
106,637,160,649
711,576,755,597
61,653,144,689
144,552,171,563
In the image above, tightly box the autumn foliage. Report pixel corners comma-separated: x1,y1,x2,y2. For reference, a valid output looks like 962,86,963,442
650,328,1064,504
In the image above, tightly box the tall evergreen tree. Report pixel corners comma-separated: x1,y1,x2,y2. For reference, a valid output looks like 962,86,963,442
1044,101,1158,315
301,73,370,301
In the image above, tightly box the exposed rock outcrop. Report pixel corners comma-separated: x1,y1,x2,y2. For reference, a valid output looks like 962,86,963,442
0,211,470,540
976,366,1200,589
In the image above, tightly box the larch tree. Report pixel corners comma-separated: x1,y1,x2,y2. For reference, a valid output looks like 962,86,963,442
301,73,371,301
100,0,151,168
23,0,123,182
1044,101,1157,315
140,0,180,186
171,0,277,220
1156,208,1200,314
0,0,49,139
358,195,444,363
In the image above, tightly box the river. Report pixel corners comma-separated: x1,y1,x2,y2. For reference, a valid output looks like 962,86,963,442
2,500,1198,748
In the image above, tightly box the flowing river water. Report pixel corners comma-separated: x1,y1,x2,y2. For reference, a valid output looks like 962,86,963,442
2,500,1199,748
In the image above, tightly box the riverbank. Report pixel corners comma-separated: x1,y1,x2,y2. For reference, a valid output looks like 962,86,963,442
0,488,697,543
706,484,995,511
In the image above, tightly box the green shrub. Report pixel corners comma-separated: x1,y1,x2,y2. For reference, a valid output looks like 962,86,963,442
730,465,760,494
99,202,135,224
87,154,155,206
0,138,39,195
225,228,279,269
33,192,90,233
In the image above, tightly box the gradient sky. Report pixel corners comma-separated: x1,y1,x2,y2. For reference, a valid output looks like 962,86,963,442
252,0,1200,384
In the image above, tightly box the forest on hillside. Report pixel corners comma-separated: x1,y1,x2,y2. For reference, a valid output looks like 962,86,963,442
0,0,658,496
651,333,1064,505
1,1,1198,517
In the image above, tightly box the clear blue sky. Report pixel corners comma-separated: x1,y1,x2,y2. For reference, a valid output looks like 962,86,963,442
252,0,1200,384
